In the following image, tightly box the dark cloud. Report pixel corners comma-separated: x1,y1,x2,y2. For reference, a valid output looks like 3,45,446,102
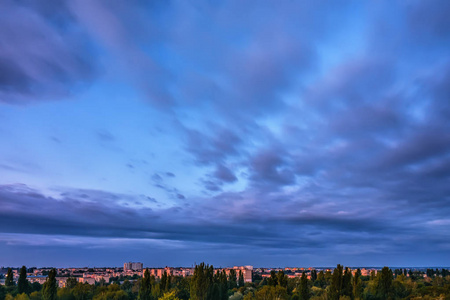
201,179,222,192
0,179,449,266
184,126,243,166
248,148,295,188
0,0,98,104
213,164,237,183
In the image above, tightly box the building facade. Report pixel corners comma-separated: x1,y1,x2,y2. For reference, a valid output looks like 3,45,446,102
124,262,143,272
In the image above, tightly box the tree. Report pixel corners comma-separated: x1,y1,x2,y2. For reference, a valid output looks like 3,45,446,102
167,275,171,292
238,271,245,287
121,279,132,291
352,269,362,299
219,270,228,300
160,271,168,292
173,276,190,300
18,266,29,294
328,265,343,300
341,267,352,299
310,270,317,283
190,263,213,300
5,268,15,287
299,272,309,300
139,268,152,300
72,283,93,300
66,278,78,289
324,270,332,286
391,279,408,299
273,285,288,299
0,284,6,300
254,285,272,300
276,271,287,288
30,282,42,293
42,269,57,300
158,291,180,300
210,283,220,300
15,293,30,300
267,271,278,287
228,269,237,290
254,285,287,300
29,291,42,300
316,271,325,288
370,270,376,281
376,267,393,300
58,287,76,300
93,285,129,300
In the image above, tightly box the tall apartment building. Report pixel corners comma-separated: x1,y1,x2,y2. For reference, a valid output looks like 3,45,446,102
217,266,253,283
124,262,143,272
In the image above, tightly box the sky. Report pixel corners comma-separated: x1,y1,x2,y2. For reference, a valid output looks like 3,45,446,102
1,0,450,268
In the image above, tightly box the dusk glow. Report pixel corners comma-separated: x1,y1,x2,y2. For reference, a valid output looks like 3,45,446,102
1,0,450,268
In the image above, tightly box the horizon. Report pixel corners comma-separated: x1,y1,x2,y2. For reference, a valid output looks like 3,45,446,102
2,264,450,271
1,0,450,267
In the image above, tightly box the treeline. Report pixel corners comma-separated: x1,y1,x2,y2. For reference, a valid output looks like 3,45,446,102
1,264,450,300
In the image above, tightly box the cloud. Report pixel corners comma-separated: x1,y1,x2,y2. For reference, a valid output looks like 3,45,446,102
213,164,237,183
0,0,98,104
184,126,243,166
248,148,295,188
1,1,450,266
1,173,449,266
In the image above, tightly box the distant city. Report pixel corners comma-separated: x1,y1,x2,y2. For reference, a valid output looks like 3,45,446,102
0,263,253,287
1,262,450,299
0,262,447,287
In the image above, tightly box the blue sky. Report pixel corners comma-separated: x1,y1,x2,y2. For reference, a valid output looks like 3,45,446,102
1,0,450,268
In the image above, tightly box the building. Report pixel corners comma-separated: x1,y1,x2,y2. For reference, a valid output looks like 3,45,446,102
124,262,143,272
79,277,96,285
217,266,253,283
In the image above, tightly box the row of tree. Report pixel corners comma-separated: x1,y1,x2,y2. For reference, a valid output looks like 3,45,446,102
1,267,57,300
1,264,450,300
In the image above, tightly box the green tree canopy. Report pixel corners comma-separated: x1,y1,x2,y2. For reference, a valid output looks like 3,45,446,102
238,270,245,287
299,272,310,300
352,268,362,299
42,269,57,300
5,268,15,287
18,266,29,295
66,278,78,290
267,271,278,287
228,269,237,290
190,263,213,300
310,270,317,282
139,268,152,300
329,265,343,300
276,271,287,288
376,267,393,299
158,291,180,300
341,267,352,299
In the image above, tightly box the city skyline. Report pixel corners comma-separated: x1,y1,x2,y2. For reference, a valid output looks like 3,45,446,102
1,1,450,267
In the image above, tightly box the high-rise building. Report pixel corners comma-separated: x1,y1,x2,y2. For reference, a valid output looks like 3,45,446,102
124,262,143,272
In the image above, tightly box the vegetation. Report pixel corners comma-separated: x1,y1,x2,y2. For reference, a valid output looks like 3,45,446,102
1,265,450,300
